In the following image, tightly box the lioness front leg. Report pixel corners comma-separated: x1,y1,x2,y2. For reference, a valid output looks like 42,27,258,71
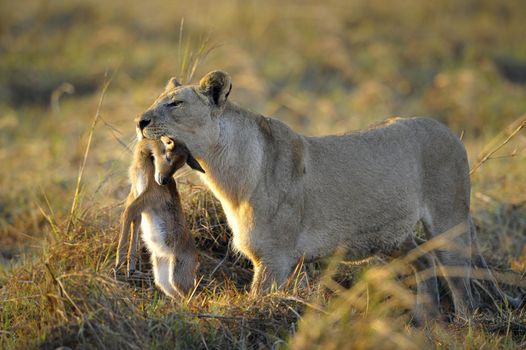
250,258,295,295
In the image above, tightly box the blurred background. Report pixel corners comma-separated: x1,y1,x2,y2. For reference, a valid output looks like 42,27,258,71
1,0,525,273
1,1,526,348
2,0,526,267
0,0,525,301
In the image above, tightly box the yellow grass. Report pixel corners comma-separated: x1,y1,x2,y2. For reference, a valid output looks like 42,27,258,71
1,0,525,348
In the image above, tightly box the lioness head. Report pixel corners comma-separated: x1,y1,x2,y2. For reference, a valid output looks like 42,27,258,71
137,70,232,157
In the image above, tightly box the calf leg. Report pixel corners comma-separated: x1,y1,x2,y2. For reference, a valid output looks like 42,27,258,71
116,191,149,273
126,216,141,277
170,251,198,297
152,254,179,298
115,195,135,272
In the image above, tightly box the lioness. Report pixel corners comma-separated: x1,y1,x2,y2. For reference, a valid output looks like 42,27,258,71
136,70,492,318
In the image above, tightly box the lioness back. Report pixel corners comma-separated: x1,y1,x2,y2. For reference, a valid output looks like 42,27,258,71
298,117,468,260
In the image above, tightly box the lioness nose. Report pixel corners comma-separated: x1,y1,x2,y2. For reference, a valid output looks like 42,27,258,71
138,117,151,130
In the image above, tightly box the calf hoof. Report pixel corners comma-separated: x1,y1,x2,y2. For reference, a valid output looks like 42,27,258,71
508,293,525,309
113,267,126,281
126,268,136,279
412,308,443,327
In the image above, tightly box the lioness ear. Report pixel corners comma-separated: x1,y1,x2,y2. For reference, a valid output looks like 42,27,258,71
199,70,232,107
165,77,182,92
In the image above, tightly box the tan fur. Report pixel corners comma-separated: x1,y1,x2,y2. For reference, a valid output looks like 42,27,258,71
115,138,199,298
135,70,515,319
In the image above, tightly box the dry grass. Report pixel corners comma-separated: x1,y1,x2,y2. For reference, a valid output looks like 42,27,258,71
2,186,525,349
1,0,526,349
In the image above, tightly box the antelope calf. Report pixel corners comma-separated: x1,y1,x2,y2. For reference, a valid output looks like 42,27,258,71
115,136,204,298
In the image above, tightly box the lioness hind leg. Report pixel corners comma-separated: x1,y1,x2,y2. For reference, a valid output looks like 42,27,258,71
396,235,441,323
422,218,475,316
435,249,474,316
468,216,525,309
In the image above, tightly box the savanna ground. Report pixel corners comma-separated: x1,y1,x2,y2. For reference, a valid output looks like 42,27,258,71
1,0,526,348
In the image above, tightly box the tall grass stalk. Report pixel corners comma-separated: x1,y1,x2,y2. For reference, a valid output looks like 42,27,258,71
176,19,216,84
65,72,115,235
470,115,526,175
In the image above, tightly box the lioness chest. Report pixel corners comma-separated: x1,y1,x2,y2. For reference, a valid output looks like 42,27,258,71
200,175,260,257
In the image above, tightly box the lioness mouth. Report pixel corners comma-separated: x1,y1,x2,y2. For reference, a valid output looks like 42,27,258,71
141,128,157,140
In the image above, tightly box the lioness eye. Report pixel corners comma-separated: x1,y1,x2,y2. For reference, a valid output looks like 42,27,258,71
165,100,182,108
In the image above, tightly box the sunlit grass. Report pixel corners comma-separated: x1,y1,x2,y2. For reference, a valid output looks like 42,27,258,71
1,0,526,348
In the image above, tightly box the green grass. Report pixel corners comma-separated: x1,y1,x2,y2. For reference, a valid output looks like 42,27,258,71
1,0,526,348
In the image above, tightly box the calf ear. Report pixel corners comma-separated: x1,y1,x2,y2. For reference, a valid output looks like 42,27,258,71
160,136,175,152
165,77,182,92
199,70,232,107
186,154,205,173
